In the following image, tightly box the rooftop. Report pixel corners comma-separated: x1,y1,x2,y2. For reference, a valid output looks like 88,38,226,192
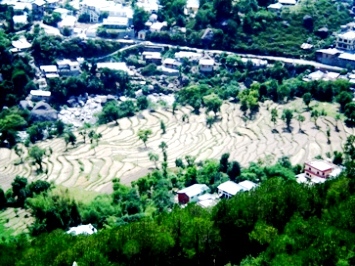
199,58,215,65
178,184,209,198
278,0,296,5
67,224,97,235
30,90,51,97
97,62,132,74
338,53,355,61
33,0,46,7
268,2,283,9
217,181,244,196
103,17,129,26
12,37,31,50
163,58,181,65
13,15,28,25
338,31,355,41
306,160,334,171
238,180,257,191
40,65,58,73
316,48,343,55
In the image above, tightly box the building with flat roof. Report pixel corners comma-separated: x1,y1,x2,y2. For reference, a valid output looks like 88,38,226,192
336,31,355,51
97,62,132,75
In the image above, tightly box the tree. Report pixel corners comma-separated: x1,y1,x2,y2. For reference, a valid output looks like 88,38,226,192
214,0,232,21
333,151,343,165
281,109,293,131
311,109,320,129
335,114,341,132
219,153,230,173
303,92,312,110
137,96,149,110
11,176,28,207
160,120,166,134
98,101,120,125
133,8,150,32
63,131,76,151
270,108,278,129
13,144,24,164
137,129,152,147
55,120,65,136
297,114,305,132
29,145,46,172
79,123,91,144
227,161,241,181
336,91,353,112
206,115,215,129
172,101,178,115
344,102,355,125
148,152,159,169
203,93,223,117
0,186,6,209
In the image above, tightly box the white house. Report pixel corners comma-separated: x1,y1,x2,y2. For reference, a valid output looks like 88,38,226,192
278,0,297,5
97,62,132,75
56,59,81,75
67,224,97,235
13,14,28,26
149,21,167,32
40,65,59,78
217,181,245,198
238,180,257,191
177,184,210,204
199,58,214,72
268,2,283,13
175,51,202,61
11,37,31,52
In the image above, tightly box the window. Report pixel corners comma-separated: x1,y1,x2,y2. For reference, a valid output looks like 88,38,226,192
309,167,311,170
317,171,319,174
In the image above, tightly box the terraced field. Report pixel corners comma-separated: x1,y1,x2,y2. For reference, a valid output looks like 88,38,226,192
0,99,353,193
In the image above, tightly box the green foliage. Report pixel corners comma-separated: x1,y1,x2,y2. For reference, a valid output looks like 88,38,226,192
133,8,150,32
28,145,47,172
27,189,82,236
98,100,137,125
203,93,223,116
141,63,160,76
281,109,293,130
137,129,152,147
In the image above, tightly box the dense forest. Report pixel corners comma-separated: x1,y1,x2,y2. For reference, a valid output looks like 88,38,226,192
0,135,354,265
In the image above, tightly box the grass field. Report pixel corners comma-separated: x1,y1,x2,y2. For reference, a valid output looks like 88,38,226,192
0,99,353,194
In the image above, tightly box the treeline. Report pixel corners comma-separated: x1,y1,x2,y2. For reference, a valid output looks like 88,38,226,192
0,136,354,265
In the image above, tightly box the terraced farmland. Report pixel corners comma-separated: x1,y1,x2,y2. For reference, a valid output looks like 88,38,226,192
0,99,353,193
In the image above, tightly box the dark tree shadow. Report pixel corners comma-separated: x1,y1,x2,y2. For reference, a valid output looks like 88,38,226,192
272,129,279,134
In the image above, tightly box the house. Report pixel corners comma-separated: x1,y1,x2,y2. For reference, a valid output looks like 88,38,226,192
30,90,51,101
197,193,218,208
11,37,31,53
67,224,97,235
13,14,28,26
296,160,342,185
97,62,132,75
56,59,81,75
267,2,283,13
217,181,245,198
58,15,77,34
138,30,147,40
305,160,335,179
303,70,340,82
185,0,199,15
315,48,343,66
241,58,268,68
238,180,257,191
199,58,214,72
102,17,129,29
149,21,167,32
278,0,297,6
177,184,210,204
79,0,133,24
175,51,202,61
40,65,59,78
142,51,162,64
163,58,181,70
338,53,355,68
300,43,313,50
336,31,355,51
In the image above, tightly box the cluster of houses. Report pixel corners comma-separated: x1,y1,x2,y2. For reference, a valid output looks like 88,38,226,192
176,159,342,208
176,180,258,208
141,48,216,75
